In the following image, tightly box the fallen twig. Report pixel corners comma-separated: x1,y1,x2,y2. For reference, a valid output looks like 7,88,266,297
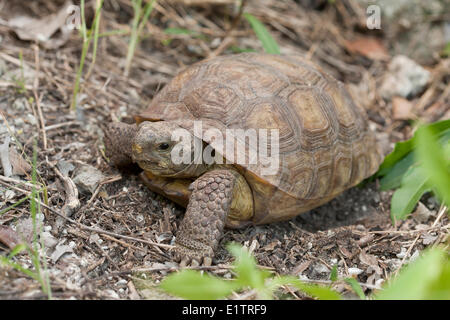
49,161,80,217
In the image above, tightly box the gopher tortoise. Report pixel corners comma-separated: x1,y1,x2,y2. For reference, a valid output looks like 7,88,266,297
104,53,382,265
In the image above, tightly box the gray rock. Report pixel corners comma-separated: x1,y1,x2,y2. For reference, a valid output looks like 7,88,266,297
312,263,329,275
50,241,74,263
12,97,27,111
412,202,434,223
72,164,105,194
0,135,12,177
101,289,120,300
41,231,58,249
16,216,44,243
14,118,25,127
380,55,430,100
4,189,16,201
348,267,364,276
57,160,75,177
26,114,37,126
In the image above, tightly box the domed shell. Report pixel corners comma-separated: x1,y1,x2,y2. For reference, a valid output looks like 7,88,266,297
137,53,382,209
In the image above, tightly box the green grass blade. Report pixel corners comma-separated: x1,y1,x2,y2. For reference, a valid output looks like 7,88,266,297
71,0,90,110
230,45,256,53
243,13,280,54
30,140,51,299
442,42,450,57
291,280,341,300
415,125,450,206
271,276,342,300
98,29,130,38
164,28,198,36
330,264,338,282
377,120,450,177
71,0,104,110
8,243,27,259
0,256,38,280
227,243,269,289
138,0,156,35
0,194,32,215
390,165,430,222
124,0,156,76
345,278,366,299
160,270,238,300
379,152,415,190
85,0,104,79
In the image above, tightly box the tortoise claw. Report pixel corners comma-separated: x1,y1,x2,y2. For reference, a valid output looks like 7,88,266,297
179,258,189,268
174,243,215,267
190,259,200,267
174,170,237,267
203,257,212,267
178,257,212,267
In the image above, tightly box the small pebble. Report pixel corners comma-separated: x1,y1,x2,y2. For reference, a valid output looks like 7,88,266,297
73,164,105,194
380,55,430,100
348,267,364,276
313,263,329,274
116,279,128,286
396,247,407,259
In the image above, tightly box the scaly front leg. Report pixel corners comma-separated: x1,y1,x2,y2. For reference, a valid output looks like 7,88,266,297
174,169,238,266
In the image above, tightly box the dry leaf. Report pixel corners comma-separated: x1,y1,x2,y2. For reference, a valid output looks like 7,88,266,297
16,217,43,243
292,260,312,275
8,1,74,49
9,148,31,176
0,225,21,250
338,245,354,259
359,251,382,275
50,242,74,263
392,96,414,120
357,234,375,247
344,37,390,61
263,240,280,251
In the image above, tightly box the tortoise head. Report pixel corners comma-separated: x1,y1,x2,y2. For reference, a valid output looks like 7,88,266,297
132,121,207,178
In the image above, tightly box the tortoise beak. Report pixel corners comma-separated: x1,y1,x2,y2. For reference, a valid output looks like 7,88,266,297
132,143,143,154
131,143,143,162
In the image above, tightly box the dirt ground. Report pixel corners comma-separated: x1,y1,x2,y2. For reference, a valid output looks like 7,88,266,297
0,0,449,299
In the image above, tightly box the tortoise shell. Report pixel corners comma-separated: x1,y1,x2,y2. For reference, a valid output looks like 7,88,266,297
137,53,382,224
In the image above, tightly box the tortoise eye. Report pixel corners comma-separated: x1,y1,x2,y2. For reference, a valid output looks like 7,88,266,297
158,143,170,150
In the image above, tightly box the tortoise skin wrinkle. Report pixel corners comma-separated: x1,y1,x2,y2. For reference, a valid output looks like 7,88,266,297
104,53,383,264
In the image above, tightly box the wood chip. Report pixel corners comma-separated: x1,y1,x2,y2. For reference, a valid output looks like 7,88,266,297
0,225,21,249
344,37,389,61
291,260,311,275
9,148,31,176
392,97,414,120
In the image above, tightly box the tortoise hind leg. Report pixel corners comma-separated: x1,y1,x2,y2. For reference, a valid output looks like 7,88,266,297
175,169,243,266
